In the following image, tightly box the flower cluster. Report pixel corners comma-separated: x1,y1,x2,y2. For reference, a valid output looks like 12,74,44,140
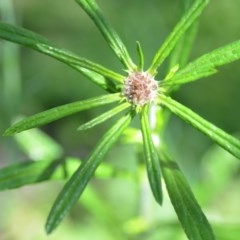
122,71,158,106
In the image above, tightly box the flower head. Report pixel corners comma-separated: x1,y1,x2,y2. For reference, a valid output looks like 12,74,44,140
122,71,158,106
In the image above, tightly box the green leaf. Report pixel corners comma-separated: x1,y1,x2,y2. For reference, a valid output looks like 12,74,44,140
37,43,124,83
77,101,130,130
0,21,51,48
0,156,132,191
75,0,136,70
0,157,129,191
45,112,134,234
168,22,198,71
4,93,121,136
140,105,162,204
148,0,209,75
160,151,215,240
0,22,124,83
168,0,199,71
162,39,240,86
136,41,144,71
0,160,64,190
160,94,240,159
77,68,119,92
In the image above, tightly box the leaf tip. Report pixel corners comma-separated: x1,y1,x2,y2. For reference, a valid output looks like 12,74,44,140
76,126,84,131
3,128,15,136
152,186,163,206
76,125,91,131
45,222,52,235
45,217,58,235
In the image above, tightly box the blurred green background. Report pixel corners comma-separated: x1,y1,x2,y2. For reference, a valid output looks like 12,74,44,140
0,0,240,239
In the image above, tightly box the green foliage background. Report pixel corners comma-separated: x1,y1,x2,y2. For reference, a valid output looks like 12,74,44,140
0,0,240,239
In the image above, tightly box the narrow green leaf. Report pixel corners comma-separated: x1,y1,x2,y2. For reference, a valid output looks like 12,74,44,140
0,21,51,48
160,151,215,240
4,93,121,136
0,22,124,83
45,112,134,234
162,39,240,86
37,43,124,83
75,0,136,70
140,104,162,204
148,0,209,75
168,0,199,71
78,102,130,130
0,160,64,190
136,41,144,71
0,157,132,191
168,22,198,71
76,68,119,92
160,94,240,159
